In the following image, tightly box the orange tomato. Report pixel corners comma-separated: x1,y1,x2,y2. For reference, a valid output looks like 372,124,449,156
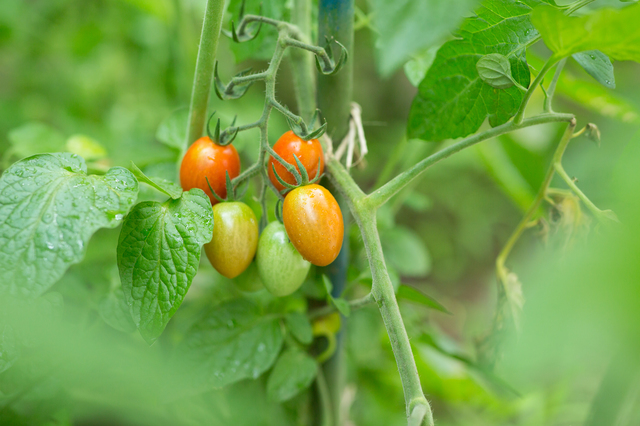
180,136,240,204
268,131,324,192
282,184,343,266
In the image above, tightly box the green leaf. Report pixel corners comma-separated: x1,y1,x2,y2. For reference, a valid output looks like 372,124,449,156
98,286,137,333
528,54,640,123
156,108,188,151
404,46,438,87
322,274,333,295
370,0,477,77
266,349,317,402
130,162,183,199
117,189,213,344
7,122,66,160
408,0,544,141
285,312,313,344
476,53,516,89
532,3,640,62
0,325,18,374
333,298,352,317
180,299,284,389
397,285,450,314
380,227,431,278
0,153,138,297
572,50,615,89
65,135,108,160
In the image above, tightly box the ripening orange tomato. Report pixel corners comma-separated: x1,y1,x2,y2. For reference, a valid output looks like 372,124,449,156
180,136,240,204
282,184,343,266
268,131,324,192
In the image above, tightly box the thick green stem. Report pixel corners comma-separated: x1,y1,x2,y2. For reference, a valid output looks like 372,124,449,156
326,157,433,425
317,0,354,142
358,213,431,420
317,3,354,424
368,113,575,210
185,0,226,149
290,0,317,123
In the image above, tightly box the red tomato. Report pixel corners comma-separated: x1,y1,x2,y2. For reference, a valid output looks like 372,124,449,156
268,131,324,192
282,184,343,266
180,136,240,205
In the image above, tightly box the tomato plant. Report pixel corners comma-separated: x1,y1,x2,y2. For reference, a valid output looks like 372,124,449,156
257,221,311,296
180,135,241,204
2,0,640,425
205,201,258,279
268,130,324,192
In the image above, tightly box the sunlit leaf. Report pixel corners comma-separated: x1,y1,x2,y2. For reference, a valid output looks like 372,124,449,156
0,153,138,297
532,3,640,61
117,189,213,344
408,0,544,141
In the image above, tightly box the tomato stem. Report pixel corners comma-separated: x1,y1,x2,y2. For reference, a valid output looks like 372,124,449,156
367,113,576,211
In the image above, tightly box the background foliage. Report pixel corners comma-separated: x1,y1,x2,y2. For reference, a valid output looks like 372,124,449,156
1,0,640,425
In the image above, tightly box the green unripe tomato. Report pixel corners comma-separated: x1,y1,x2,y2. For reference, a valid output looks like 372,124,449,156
205,202,258,279
234,261,264,292
257,222,311,297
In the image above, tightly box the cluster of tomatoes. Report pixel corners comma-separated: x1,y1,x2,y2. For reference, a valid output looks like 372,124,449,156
180,130,344,296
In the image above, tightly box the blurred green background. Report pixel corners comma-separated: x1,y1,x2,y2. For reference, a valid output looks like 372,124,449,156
1,0,640,425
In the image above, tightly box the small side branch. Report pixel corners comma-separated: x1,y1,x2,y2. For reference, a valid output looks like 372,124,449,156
544,58,567,112
554,162,619,222
367,113,575,211
514,56,559,124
